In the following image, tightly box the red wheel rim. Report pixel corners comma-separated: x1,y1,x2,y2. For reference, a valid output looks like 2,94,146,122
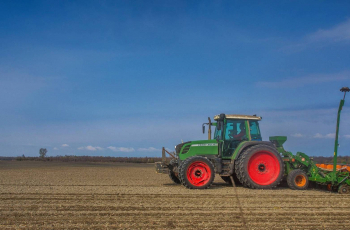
186,161,211,186
247,151,280,185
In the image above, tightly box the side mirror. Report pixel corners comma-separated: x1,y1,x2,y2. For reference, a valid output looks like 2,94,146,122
202,125,205,134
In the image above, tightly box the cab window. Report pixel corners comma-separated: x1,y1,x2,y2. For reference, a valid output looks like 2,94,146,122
214,126,222,140
250,121,262,140
225,120,246,140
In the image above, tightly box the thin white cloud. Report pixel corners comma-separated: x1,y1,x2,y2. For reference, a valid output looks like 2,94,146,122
61,144,69,147
138,147,160,152
107,146,135,152
78,146,104,151
281,19,350,53
313,133,335,139
325,133,336,139
86,146,97,151
344,135,350,139
53,147,59,150
307,18,350,42
291,133,303,138
256,71,350,88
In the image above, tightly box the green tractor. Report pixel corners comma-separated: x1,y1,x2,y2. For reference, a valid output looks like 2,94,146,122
156,114,285,189
156,87,350,193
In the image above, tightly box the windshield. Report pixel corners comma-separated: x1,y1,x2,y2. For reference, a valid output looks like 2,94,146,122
225,119,246,140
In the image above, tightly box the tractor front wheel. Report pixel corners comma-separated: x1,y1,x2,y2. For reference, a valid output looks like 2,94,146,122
287,169,309,190
179,156,215,189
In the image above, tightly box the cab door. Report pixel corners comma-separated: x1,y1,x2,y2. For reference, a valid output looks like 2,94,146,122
222,119,247,158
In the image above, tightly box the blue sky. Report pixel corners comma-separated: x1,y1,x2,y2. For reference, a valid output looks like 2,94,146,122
1,1,350,157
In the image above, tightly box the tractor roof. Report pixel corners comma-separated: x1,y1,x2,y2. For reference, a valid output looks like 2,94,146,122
213,114,262,121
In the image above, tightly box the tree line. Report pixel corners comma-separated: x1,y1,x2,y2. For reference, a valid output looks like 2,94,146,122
312,156,350,165
13,155,164,163
5,155,349,164
0,147,349,164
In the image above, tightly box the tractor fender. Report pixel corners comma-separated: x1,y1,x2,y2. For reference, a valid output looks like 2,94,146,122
231,141,276,160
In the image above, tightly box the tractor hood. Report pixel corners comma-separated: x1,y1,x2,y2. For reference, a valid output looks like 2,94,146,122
176,139,219,158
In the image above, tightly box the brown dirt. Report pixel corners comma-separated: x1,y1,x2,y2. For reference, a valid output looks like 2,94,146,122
0,161,349,229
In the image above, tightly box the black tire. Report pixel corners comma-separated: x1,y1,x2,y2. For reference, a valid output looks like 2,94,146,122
287,169,309,190
179,156,215,189
235,145,284,189
168,159,181,184
338,184,350,194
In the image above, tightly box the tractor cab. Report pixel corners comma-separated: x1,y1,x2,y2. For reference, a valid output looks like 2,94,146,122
213,114,262,158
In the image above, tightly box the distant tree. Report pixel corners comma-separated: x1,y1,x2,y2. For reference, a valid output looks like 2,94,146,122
39,148,47,158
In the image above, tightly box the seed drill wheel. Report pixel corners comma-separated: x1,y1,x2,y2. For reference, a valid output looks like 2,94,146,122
168,159,181,184
179,156,215,189
287,169,309,190
338,184,350,194
235,145,284,189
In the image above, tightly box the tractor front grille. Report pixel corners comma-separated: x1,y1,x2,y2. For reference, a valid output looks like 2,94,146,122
182,145,191,154
175,142,191,154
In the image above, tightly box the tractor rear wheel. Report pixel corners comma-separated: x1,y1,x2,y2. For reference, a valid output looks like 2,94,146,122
287,169,309,190
235,145,284,189
168,159,181,184
179,156,215,189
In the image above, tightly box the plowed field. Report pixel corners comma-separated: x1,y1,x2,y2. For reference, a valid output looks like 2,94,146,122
0,161,349,229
